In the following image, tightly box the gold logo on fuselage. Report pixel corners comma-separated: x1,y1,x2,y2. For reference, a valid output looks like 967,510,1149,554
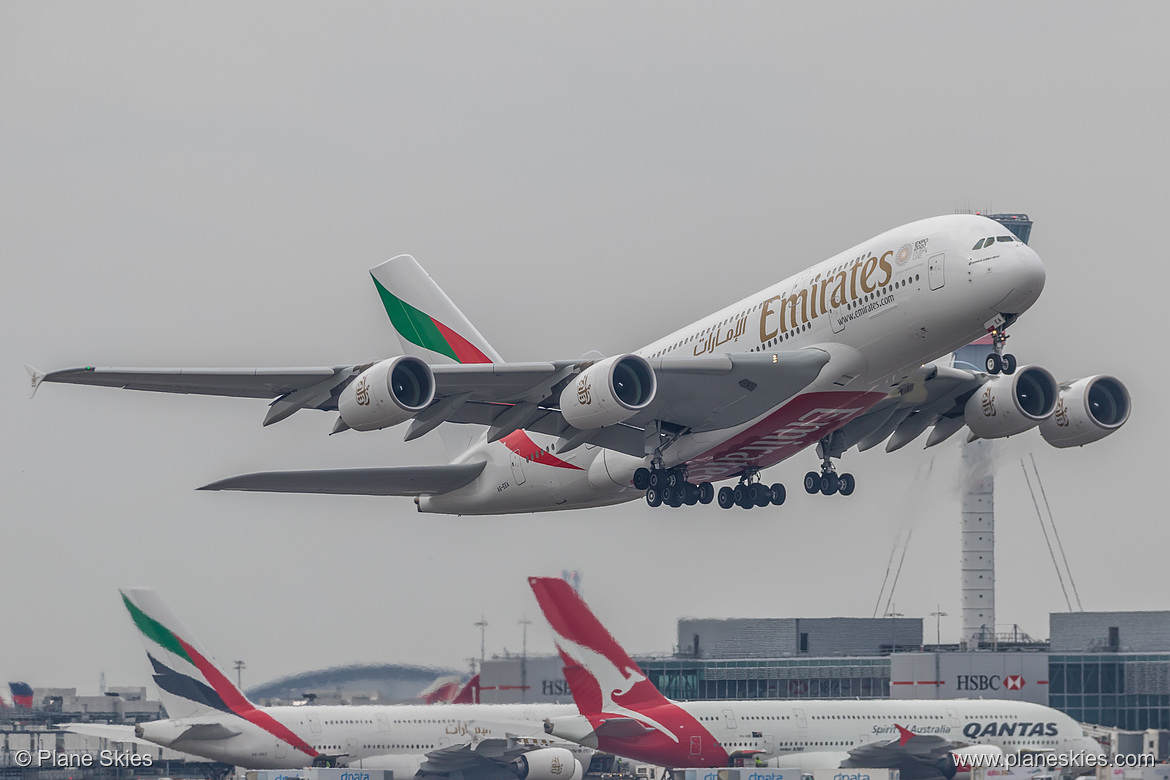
759,249,895,343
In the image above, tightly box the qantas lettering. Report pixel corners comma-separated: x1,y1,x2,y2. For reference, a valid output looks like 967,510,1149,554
961,722,1058,739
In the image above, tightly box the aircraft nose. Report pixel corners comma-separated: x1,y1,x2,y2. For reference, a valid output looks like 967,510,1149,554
989,243,1046,315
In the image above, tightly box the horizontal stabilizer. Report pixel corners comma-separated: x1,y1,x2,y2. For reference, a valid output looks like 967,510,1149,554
199,462,486,496
176,723,242,741
593,717,656,738
61,723,154,747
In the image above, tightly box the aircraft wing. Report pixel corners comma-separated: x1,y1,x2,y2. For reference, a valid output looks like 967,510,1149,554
199,462,487,496
60,723,156,747
839,730,961,780
418,732,587,779
827,363,989,455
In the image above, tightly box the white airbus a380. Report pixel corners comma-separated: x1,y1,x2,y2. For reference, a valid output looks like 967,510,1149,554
31,214,1129,513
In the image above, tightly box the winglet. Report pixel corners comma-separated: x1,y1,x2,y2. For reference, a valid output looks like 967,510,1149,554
25,365,45,399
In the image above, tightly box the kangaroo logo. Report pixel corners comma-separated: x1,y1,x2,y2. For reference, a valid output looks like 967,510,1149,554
576,376,592,405
355,376,371,406
553,635,678,743
1054,398,1069,427
981,387,996,417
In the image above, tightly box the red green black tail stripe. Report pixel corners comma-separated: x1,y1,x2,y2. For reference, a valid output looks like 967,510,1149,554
372,276,492,364
123,595,318,757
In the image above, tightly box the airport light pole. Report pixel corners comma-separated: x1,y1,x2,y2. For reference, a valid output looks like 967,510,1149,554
475,615,488,666
519,616,532,703
930,607,948,646
234,660,246,689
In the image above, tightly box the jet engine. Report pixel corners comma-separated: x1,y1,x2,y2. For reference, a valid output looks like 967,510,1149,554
964,365,1058,439
511,747,584,780
559,354,656,430
1039,375,1131,448
338,356,435,431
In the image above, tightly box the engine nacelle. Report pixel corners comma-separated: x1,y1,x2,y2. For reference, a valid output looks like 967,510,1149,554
1040,375,1131,448
338,356,435,431
559,354,656,430
965,365,1058,440
511,747,583,780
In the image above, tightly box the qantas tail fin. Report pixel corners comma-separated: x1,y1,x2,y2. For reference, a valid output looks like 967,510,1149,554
120,588,255,721
528,577,671,716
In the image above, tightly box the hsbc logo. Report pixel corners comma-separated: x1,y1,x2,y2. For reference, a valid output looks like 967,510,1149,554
955,674,1025,691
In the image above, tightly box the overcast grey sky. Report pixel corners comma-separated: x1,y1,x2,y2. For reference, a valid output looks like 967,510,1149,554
4,3,1168,695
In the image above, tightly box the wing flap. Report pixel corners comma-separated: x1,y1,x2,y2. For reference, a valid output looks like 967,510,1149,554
199,462,486,496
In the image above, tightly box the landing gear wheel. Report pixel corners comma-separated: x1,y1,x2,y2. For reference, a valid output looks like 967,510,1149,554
665,470,682,488
1001,353,1017,375
838,473,856,496
647,469,664,488
666,491,683,508
698,482,715,505
985,353,1003,374
717,486,735,509
733,484,748,507
804,472,820,494
645,486,663,507
820,472,840,496
769,483,786,506
633,468,650,491
683,483,699,506
750,483,770,508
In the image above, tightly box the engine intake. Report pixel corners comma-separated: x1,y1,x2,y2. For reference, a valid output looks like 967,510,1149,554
560,354,656,430
964,365,1058,439
338,356,435,431
1040,375,1131,448
511,748,583,780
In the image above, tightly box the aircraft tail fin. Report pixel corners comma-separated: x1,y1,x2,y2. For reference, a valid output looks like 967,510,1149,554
120,588,256,721
370,255,503,366
369,255,501,456
451,673,481,704
528,577,671,716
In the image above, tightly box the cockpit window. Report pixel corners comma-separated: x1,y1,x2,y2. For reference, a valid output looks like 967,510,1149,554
996,235,1015,243
972,238,987,250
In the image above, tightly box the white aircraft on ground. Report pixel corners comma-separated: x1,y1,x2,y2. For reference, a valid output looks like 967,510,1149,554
65,588,589,778
527,576,1105,778
30,214,1129,513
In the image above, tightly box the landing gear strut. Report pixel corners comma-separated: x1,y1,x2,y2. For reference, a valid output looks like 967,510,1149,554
716,469,785,511
805,436,855,497
984,322,1017,375
635,465,714,509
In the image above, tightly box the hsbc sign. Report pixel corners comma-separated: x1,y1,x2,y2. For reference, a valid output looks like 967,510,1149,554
955,674,1026,691
890,653,1048,705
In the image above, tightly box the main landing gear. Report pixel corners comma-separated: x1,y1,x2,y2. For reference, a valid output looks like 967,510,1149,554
804,436,855,497
984,324,1017,375
716,469,785,510
634,466,714,509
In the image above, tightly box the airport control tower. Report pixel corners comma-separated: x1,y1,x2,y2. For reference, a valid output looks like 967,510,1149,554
953,212,1033,648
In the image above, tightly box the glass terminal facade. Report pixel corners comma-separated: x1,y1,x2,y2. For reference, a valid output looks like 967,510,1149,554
641,657,891,701
1048,654,1170,730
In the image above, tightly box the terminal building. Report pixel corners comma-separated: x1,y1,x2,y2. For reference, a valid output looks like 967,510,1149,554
478,610,1170,736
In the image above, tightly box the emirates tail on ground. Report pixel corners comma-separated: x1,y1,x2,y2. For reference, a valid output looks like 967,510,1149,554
527,576,1104,779
31,214,1130,514
64,588,588,778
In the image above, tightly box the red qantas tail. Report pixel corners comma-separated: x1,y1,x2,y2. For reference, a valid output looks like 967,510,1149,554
452,673,480,704
528,577,671,716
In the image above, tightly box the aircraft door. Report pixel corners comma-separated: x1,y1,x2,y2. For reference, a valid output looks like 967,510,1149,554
276,739,287,759
722,708,737,729
690,735,702,757
929,253,945,290
346,737,358,759
510,450,527,485
792,708,808,739
830,301,846,334
376,713,389,732
309,712,322,733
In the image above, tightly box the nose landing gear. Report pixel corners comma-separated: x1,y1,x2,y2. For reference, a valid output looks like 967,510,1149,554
984,323,1017,375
